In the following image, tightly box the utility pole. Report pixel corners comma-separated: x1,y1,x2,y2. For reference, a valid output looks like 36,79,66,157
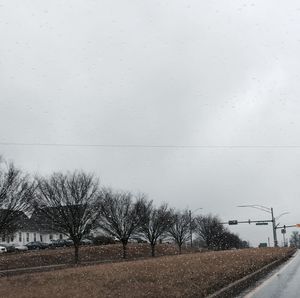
282,230,286,247
189,210,192,247
189,208,203,247
271,207,278,247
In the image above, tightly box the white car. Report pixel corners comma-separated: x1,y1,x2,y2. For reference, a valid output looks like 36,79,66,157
80,239,93,245
0,246,7,253
15,245,28,251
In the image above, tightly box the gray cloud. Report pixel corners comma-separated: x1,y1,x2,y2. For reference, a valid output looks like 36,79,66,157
1,0,300,246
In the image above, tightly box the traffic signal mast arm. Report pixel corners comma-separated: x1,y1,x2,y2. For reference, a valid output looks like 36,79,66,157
222,219,273,225
275,224,299,229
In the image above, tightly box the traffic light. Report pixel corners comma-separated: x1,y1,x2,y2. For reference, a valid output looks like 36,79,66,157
228,220,238,225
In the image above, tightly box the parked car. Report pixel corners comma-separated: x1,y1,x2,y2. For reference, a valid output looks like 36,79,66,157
0,246,7,253
15,245,28,251
129,237,147,244
49,239,65,248
66,239,74,246
0,244,16,253
26,241,49,250
50,239,73,248
80,239,93,245
92,235,116,245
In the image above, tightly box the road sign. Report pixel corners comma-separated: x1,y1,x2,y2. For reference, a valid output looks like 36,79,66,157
256,222,268,225
228,220,238,225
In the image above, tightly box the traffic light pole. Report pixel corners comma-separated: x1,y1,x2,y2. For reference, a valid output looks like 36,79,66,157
236,205,283,248
225,205,298,247
271,207,278,247
224,218,277,247
225,219,297,247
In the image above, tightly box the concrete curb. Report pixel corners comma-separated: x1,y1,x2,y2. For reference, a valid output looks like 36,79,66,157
207,249,296,298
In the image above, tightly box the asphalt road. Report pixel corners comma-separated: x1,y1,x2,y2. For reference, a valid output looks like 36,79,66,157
244,250,300,298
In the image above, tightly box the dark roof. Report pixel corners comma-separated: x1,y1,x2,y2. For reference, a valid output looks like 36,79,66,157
30,205,86,233
0,209,36,232
30,208,59,233
1,205,88,233
17,216,37,232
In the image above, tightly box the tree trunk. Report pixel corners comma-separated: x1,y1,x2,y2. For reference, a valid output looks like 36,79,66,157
151,243,155,257
74,244,80,264
122,242,127,259
178,243,182,254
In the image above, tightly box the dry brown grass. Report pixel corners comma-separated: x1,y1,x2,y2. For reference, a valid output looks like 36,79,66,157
0,247,294,298
0,244,182,270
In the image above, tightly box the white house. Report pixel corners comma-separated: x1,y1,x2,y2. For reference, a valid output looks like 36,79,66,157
0,210,68,246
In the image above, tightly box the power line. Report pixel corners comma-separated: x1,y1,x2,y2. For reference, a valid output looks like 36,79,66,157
1,142,300,149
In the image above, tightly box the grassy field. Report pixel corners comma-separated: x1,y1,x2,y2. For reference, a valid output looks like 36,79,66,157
0,243,188,270
0,247,294,298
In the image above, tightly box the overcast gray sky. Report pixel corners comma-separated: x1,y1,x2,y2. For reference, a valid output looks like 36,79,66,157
1,0,300,246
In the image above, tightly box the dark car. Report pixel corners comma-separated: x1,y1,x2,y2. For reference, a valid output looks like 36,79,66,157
50,239,74,248
49,239,65,248
26,241,49,250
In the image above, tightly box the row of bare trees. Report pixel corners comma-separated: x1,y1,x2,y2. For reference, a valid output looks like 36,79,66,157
0,158,245,264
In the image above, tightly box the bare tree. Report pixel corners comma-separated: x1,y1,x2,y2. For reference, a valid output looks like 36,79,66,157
194,214,225,250
98,189,151,258
0,159,35,235
139,203,172,257
34,171,100,264
290,231,300,248
218,230,243,250
168,210,190,254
